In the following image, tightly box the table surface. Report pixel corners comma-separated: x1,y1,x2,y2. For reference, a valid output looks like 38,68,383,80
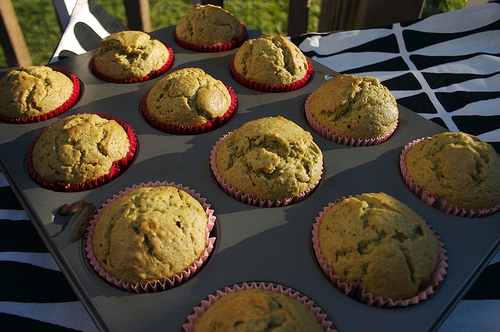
1,1,499,331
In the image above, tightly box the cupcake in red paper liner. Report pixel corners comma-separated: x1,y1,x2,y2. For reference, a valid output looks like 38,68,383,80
210,116,323,207
400,132,500,218
91,30,174,83
174,4,247,52
230,35,313,93
141,67,237,135
183,282,336,332
305,74,398,146
85,181,216,293
312,192,448,308
0,65,81,124
26,113,137,192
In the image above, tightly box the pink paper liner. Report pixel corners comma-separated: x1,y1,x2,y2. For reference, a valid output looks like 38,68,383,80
182,281,337,332
311,196,448,308
141,83,238,135
25,113,137,192
0,66,81,124
85,181,217,293
230,57,314,93
174,23,247,52
90,43,174,83
210,133,322,207
304,91,398,146
400,138,500,218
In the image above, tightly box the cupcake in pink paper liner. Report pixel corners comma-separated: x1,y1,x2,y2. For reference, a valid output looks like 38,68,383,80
305,74,398,146
0,65,81,124
26,113,137,192
312,192,448,308
400,132,500,218
183,281,336,332
230,35,313,93
141,67,237,135
91,30,174,83
85,181,217,293
210,116,323,208
174,5,247,53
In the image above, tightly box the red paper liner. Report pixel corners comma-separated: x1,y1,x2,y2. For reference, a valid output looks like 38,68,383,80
25,113,137,192
174,23,247,52
305,91,398,146
141,83,237,135
90,43,174,83
400,138,500,217
210,133,322,207
85,181,217,293
183,281,337,332
0,66,81,124
230,57,314,93
312,196,448,307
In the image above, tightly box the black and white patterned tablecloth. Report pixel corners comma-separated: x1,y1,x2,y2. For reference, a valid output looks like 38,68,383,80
1,0,499,330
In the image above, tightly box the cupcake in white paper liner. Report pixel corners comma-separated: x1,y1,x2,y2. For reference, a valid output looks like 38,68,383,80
183,281,336,331
304,90,398,146
210,131,322,208
400,137,500,218
312,194,448,308
85,181,216,293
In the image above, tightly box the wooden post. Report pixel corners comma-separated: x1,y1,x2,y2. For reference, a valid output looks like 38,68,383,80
123,0,152,32
0,0,32,67
288,0,311,36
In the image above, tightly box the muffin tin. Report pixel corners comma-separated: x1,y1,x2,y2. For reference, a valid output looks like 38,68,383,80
1,26,499,331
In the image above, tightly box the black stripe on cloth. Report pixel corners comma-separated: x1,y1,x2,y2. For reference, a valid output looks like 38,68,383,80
0,219,49,253
394,92,439,115
435,91,500,113
0,313,79,332
381,72,422,91
0,261,78,303
88,0,127,33
73,22,106,52
343,56,410,75
465,261,500,300
422,71,500,90
410,53,500,71
0,186,23,210
402,14,500,52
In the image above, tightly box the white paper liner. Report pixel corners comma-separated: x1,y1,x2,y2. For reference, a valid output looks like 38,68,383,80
400,138,500,218
85,181,216,293
312,196,448,307
210,132,322,207
304,91,398,146
183,281,337,332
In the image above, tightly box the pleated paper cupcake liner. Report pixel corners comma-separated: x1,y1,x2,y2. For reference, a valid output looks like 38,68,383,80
85,181,217,293
312,197,448,308
174,23,247,52
25,113,137,192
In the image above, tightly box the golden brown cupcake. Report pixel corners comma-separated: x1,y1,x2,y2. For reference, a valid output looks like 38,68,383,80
317,192,438,301
91,185,210,285
403,131,500,212
213,116,323,204
231,35,313,92
92,30,173,82
193,288,323,331
174,4,246,52
306,74,398,144
143,67,236,133
0,65,79,123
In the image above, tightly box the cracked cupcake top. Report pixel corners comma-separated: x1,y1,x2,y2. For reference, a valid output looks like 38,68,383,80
405,131,500,210
216,116,323,200
0,66,74,119
233,35,309,85
92,186,208,284
32,114,130,185
175,4,243,47
318,192,438,300
93,30,170,80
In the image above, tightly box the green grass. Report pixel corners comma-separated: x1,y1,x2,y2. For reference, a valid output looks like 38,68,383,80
1,0,462,67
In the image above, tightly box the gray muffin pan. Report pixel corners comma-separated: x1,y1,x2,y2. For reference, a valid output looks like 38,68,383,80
1,26,499,332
